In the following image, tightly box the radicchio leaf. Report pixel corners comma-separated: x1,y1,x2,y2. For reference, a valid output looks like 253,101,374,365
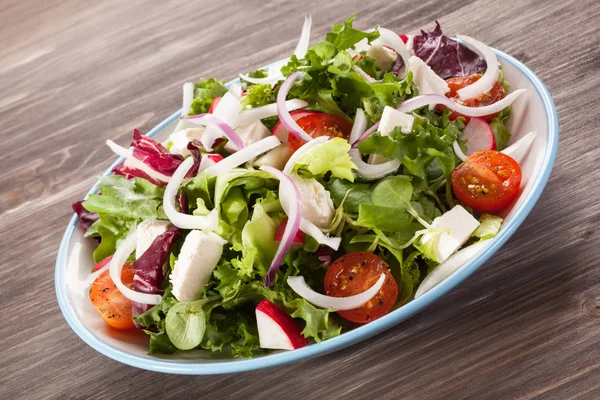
112,129,199,186
316,246,334,267
412,21,487,79
72,200,99,240
131,225,181,322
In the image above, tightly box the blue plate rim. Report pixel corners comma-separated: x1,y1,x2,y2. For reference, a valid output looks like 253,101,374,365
55,48,559,375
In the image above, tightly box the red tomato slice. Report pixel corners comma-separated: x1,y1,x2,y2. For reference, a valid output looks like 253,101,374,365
288,112,352,152
324,252,398,324
451,150,522,214
89,264,135,330
441,73,506,122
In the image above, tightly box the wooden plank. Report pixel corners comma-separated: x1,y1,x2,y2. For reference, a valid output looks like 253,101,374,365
1,0,598,398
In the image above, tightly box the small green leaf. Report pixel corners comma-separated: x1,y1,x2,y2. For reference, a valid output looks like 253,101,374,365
166,301,207,350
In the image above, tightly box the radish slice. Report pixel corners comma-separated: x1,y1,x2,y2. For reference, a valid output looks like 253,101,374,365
349,108,367,143
350,148,400,179
293,15,312,59
204,136,281,178
259,166,302,287
455,35,499,101
352,65,377,83
237,99,308,127
277,72,313,142
283,136,329,174
198,154,224,172
182,113,244,150
502,131,537,164
461,117,496,155
453,141,468,162
396,91,525,117
287,273,386,310
164,157,219,230
106,140,172,183
272,110,314,143
109,228,162,305
182,82,194,116
415,240,489,298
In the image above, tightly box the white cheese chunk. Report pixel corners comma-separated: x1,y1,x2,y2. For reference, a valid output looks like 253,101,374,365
369,106,415,164
405,56,450,96
136,220,172,259
170,231,227,301
290,176,335,229
422,205,480,263
366,44,397,71
224,120,270,152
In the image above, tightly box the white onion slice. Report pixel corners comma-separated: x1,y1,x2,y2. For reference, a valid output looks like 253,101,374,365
204,135,281,178
350,108,368,143
164,157,218,230
415,240,489,298
397,90,526,117
109,228,162,305
182,82,194,116
293,15,312,58
502,131,537,164
106,139,132,158
277,72,313,142
237,99,308,127
349,148,400,179
287,273,386,310
182,113,244,150
376,28,411,68
228,82,242,99
453,141,468,162
455,35,500,101
105,140,172,183
283,135,329,174
260,166,303,286
299,219,341,250
239,73,282,85
352,65,377,83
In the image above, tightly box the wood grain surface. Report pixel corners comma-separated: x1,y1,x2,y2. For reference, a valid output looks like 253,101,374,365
1,0,599,398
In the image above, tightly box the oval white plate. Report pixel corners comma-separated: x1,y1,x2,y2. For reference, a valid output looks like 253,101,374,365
55,49,558,374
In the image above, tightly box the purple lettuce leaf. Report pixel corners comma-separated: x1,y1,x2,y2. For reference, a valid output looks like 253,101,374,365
131,225,181,322
112,129,199,185
72,200,99,240
412,21,487,79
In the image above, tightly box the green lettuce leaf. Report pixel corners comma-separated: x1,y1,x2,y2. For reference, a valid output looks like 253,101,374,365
472,214,503,241
490,106,512,151
292,138,356,181
188,78,228,116
240,83,275,109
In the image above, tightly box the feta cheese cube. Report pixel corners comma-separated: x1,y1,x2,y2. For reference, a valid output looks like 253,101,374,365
405,56,450,96
170,231,227,301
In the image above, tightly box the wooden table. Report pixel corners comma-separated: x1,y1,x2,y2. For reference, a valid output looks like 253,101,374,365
2,0,598,398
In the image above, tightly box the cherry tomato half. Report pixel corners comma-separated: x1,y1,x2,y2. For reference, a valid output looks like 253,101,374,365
89,264,135,330
440,73,506,122
324,252,398,324
451,150,522,214
288,112,352,152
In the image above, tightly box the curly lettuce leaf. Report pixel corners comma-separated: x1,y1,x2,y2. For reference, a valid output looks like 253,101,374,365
189,78,228,116
292,138,356,181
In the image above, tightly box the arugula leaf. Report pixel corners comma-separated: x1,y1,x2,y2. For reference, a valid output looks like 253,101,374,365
370,176,413,208
189,78,228,116
329,179,372,214
356,204,413,232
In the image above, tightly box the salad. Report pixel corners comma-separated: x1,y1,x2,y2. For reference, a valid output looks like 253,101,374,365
73,16,536,357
